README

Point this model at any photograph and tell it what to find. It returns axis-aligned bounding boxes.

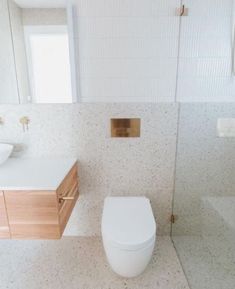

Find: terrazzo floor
[0,236,189,289]
[172,236,235,289]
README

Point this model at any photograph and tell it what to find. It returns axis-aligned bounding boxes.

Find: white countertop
[0,158,77,191]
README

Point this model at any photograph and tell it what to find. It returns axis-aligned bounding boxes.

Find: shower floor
[172,236,235,289]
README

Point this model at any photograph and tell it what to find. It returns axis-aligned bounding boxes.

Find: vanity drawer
[59,181,79,234]
[56,163,79,234]
[0,191,10,239]
[4,190,60,239]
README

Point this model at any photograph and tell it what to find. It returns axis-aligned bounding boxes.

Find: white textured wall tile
[79,58,177,78]
[183,0,232,17]
[77,0,153,17]
[2,0,234,103]
[79,76,177,103]
[173,104,235,236]
[76,16,176,40]
[80,78,155,100]
[151,0,180,16]
[179,37,199,58]
[73,0,180,103]
[180,16,231,39]
[177,78,235,102]
[177,0,234,102]
[76,17,151,39]
[198,38,231,58]
[77,38,179,59]
[178,58,231,78]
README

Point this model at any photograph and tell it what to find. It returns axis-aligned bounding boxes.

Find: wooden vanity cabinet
[3,163,78,239]
[0,191,10,238]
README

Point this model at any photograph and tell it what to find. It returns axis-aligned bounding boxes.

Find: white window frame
[66,4,79,103]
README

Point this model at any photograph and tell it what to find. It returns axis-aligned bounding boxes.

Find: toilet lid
[102,197,156,250]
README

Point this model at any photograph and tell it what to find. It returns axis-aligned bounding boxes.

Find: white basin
[0,144,13,165]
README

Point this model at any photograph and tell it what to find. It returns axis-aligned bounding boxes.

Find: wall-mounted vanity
[0,0,78,104]
[0,1,80,239]
[0,158,79,239]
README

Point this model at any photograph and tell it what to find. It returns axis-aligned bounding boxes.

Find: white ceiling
[14,0,66,8]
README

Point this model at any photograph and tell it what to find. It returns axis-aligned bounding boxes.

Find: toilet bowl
[101,197,156,278]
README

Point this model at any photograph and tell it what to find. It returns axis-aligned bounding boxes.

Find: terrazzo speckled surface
[0,236,189,289]
[172,104,235,289]
[0,103,178,236]
[173,104,235,236]
[172,236,235,289]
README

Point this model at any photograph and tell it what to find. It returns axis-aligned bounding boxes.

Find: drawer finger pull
[59,196,75,203]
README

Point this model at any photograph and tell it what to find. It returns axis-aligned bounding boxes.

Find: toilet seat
[102,197,156,251]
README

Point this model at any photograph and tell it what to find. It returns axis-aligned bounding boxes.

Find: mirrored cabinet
[0,0,77,104]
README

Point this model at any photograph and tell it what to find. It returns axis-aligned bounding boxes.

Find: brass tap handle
[19,116,30,132]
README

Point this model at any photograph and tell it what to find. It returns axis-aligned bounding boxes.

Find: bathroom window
[24,25,72,103]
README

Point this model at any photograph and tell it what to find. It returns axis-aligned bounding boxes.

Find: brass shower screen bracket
[177,5,188,16]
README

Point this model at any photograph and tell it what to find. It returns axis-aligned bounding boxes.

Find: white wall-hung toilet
[101,197,156,278]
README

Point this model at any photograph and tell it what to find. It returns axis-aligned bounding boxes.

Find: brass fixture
[19,116,30,132]
[111,118,141,138]
[180,4,185,16]
[59,196,75,203]
[177,4,188,16]
[170,214,178,224]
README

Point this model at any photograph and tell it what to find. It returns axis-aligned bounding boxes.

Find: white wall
[2,0,234,103]
[72,0,235,103]
[74,0,181,103]
[22,8,67,25]
[177,0,235,102]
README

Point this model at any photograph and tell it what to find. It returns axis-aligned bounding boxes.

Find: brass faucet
[19,116,30,132]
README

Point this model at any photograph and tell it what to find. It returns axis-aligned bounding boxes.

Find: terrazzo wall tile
[66,103,179,236]
[172,103,235,236]
[0,103,178,236]
[2,103,235,238]
[177,0,234,102]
